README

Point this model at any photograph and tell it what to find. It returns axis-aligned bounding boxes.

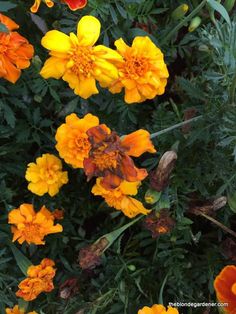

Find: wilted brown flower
[78,237,109,270]
[144,210,175,238]
[150,151,177,191]
[59,278,79,299]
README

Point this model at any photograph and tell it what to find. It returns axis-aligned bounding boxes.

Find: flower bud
[188,16,202,32]
[127,265,136,271]
[171,4,189,20]
[145,189,161,204]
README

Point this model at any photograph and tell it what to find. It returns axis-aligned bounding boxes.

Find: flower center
[93,145,118,171]
[70,46,94,77]
[40,165,60,184]
[124,55,149,79]
[22,223,42,241]
[232,283,236,295]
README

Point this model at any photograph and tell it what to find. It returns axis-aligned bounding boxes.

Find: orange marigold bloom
[109,36,169,104]
[214,265,236,314]
[0,14,34,83]
[16,258,56,301]
[30,0,87,13]
[138,304,179,314]
[8,203,63,245]
[84,125,156,189]
[92,178,150,218]
[55,113,99,168]
[5,305,37,314]
[25,153,68,196]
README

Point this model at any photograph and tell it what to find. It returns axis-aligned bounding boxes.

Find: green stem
[161,0,207,45]
[229,72,236,104]
[150,115,203,139]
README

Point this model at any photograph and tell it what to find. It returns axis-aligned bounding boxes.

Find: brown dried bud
[221,238,236,262]
[78,237,109,270]
[213,197,227,211]
[150,151,177,191]
[144,210,176,238]
[59,278,79,299]
[182,107,197,134]
[189,197,227,216]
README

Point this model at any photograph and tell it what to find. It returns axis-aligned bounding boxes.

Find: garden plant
[0,0,236,313]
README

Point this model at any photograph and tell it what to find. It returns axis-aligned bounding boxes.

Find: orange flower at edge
[84,124,156,189]
[8,203,63,245]
[55,113,99,168]
[0,14,34,83]
[214,265,236,314]
[30,0,87,13]
[92,178,150,218]
[5,305,37,314]
[16,258,56,301]
[138,304,179,314]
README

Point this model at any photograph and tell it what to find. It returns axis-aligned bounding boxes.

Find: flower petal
[77,16,101,46]
[64,0,87,10]
[41,30,72,52]
[40,56,67,79]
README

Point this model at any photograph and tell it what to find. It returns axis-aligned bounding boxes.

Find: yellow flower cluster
[138,304,179,314]
[6,305,37,314]
[40,15,169,104]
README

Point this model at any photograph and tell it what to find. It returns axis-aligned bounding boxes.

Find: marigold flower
[8,203,63,245]
[25,153,68,196]
[30,0,87,13]
[5,305,37,314]
[109,36,169,104]
[144,210,175,238]
[0,14,34,83]
[214,265,236,314]
[55,113,99,168]
[138,304,179,314]
[92,178,150,218]
[84,125,156,189]
[16,258,56,301]
[40,16,122,98]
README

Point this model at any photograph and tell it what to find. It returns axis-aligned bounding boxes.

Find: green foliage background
[0,0,236,313]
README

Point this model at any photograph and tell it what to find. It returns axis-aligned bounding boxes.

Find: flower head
[30,0,87,13]
[92,178,150,218]
[214,265,236,314]
[40,16,122,98]
[55,113,99,168]
[138,304,179,314]
[144,210,175,238]
[5,305,37,314]
[109,36,169,104]
[16,258,56,301]
[0,14,34,83]
[8,204,63,245]
[84,125,156,189]
[25,153,68,196]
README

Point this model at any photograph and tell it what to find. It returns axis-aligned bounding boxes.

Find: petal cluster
[55,113,99,168]
[0,14,34,83]
[25,153,68,196]
[138,304,179,314]
[30,0,87,13]
[214,265,236,314]
[8,203,63,245]
[16,258,56,301]
[84,124,156,189]
[109,36,169,104]
[40,16,122,98]
[92,178,150,218]
[5,305,37,314]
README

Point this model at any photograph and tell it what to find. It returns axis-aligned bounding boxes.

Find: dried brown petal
[59,278,79,299]
[144,209,175,238]
[150,151,177,191]
[182,107,197,134]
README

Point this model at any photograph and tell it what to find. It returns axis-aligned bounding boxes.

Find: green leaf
[8,242,32,276]
[207,0,231,24]
[0,1,17,11]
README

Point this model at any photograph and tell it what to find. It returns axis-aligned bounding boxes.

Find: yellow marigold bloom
[40,16,122,98]
[16,258,55,301]
[25,153,68,196]
[30,0,87,13]
[92,178,150,218]
[8,203,63,245]
[138,304,179,314]
[5,305,37,314]
[109,36,169,104]
[55,113,99,168]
